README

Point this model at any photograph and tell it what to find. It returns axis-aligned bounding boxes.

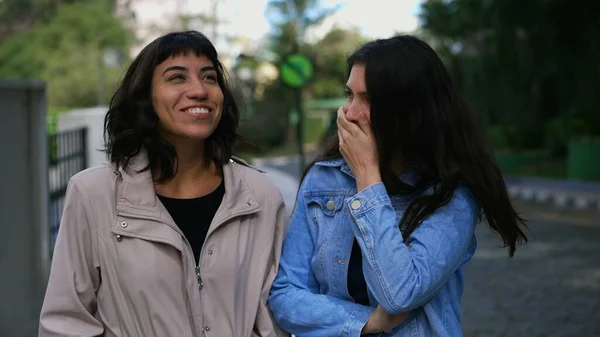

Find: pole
[294,88,305,172]
[291,40,305,173]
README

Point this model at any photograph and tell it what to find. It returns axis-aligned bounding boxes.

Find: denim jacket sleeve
[268,176,375,337]
[347,182,478,315]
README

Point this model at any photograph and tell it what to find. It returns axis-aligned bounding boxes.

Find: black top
[157,180,225,263]
[347,239,370,305]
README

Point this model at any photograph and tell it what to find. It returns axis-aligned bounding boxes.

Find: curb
[508,185,600,211]
[252,156,600,212]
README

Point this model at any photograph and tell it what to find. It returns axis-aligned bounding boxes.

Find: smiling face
[151,52,224,144]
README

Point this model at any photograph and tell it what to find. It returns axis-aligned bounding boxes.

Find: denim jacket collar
[314,157,420,187]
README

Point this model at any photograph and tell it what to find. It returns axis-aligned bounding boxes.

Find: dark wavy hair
[104,30,239,182]
[304,35,528,256]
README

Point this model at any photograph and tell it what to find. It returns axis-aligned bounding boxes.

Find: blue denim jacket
[268,158,479,337]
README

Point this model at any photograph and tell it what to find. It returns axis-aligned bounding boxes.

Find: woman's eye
[203,74,217,82]
[169,74,185,81]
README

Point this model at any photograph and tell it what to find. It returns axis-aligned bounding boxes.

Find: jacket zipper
[112,169,203,337]
[196,266,203,290]
[116,208,257,336]
[116,210,202,336]
[195,210,257,335]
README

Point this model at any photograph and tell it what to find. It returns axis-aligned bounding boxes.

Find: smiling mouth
[183,107,211,115]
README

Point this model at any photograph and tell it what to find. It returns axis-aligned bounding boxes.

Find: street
[463,203,600,336]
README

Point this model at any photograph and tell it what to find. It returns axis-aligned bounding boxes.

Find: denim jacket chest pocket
[305,192,349,242]
[304,192,352,291]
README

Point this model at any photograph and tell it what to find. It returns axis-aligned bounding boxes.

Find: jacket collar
[114,150,261,226]
[314,157,355,179]
[314,157,420,187]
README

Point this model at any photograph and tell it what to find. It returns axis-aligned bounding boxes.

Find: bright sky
[222,0,423,40]
[310,0,422,40]
[131,0,423,55]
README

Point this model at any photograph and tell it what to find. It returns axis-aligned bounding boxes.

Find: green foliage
[237,82,292,153]
[1,0,53,37]
[487,124,546,152]
[236,0,351,155]
[0,1,132,108]
[308,27,366,99]
[46,106,69,134]
[266,0,338,54]
[303,115,327,143]
[546,109,600,156]
[0,0,118,38]
[264,1,362,100]
[420,0,600,153]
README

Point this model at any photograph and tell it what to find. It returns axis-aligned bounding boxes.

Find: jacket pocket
[104,217,191,337]
[110,215,184,251]
[384,310,421,337]
[305,193,347,218]
[305,193,348,248]
[108,216,186,282]
[304,193,352,284]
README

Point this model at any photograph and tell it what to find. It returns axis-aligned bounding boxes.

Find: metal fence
[48,127,87,254]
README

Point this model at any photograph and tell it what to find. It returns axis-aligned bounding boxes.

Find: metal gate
[48,127,87,254]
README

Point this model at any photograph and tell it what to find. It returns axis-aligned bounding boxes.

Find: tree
[0,1,133,109]
[420,0,600,152]
[308,26,366,98]
[0,0,118,38]
[237,0,340,154]
[266,0,338,55]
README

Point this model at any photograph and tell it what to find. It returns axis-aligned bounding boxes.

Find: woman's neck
[154,138,223,199]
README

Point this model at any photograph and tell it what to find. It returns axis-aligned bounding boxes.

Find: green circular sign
[279,53,314,88]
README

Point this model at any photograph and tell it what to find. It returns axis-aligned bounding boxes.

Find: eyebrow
[345,85,368,96]
[162,65,217,75]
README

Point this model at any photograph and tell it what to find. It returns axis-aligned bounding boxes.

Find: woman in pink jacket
[39,31,289,337]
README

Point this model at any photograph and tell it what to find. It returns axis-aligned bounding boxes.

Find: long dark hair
[304,35,528,257]
[104,30,239,182]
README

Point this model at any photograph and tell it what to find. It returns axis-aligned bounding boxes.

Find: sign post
[279,53,314,172]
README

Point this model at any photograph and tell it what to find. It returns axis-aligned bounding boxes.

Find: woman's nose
[187,79,208,99]
[345,109,361,122]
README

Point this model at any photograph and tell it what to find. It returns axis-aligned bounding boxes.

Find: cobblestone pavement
[462,203,600,337]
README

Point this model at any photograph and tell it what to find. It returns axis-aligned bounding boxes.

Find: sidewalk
[253,155,600,212]
[506,175,600,211]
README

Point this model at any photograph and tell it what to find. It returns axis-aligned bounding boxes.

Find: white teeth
[185,107,210,114]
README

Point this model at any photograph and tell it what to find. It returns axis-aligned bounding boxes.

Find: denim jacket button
[326,200,335,211]
[351,200,362,210]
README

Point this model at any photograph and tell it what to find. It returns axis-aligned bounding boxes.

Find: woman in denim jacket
[268,35,528,337]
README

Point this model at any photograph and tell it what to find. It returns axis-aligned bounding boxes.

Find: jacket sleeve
[39,177,103,337]
[253,197,291,337]
[268,172,375,337]
[347,182,478,315]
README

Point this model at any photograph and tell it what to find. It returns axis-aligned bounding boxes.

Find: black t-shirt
[347,239,370,305]
[157,180,225,263]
